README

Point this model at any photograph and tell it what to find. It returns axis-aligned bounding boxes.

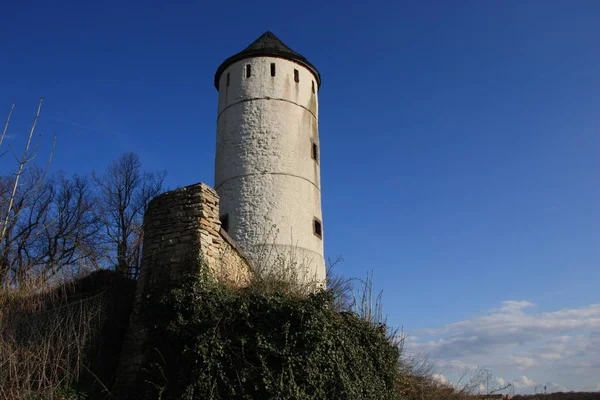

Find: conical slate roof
[214,31,321,90]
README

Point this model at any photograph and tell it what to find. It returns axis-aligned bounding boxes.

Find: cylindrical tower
[214,31,325,283]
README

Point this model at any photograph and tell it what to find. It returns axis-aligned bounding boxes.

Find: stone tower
[214,31,325,283]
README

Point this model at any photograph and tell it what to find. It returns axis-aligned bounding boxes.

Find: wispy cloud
[406,301,600,393]
[49,116,126,138]
[512,375,535,389]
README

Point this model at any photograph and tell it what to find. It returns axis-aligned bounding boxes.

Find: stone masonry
[113,182,252,398]
[137,182,251,290]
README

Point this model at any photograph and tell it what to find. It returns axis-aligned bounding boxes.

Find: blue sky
[1,0,599,393]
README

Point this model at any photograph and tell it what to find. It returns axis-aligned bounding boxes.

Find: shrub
[0,269,135,400]
[134,267,402,400]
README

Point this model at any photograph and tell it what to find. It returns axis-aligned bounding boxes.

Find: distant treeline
[513,392,600,400]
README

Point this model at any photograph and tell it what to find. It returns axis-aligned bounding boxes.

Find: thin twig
[1,98,43,243]
[0,102,15,151]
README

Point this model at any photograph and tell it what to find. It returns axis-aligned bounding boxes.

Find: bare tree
[0,169,101,286]
[0,100,104,287]
[37,173,102,280]
[93,152,165,279]
[1,105,165,285]
[0,99,53,243]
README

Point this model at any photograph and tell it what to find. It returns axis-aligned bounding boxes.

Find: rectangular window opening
[313,218,322,239]
[294,69,299,83]
[246,64,252,78]
[220,214,229,233]
[271,63,276,77]
[226,73,230,87]
[312,80,315,93]
[311,143,319,162]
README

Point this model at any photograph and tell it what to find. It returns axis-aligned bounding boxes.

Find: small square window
[246,64,252,78]
[220,214,229,232]
[294,69,299,83]
[311,143,319,163]
[313,218,322,239]
[271,63,276,77]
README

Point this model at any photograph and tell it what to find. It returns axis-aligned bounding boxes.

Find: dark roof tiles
[214,31,320,90]
[241,31,303,57]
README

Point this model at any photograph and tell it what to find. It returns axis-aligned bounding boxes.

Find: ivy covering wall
[133,268,402,400]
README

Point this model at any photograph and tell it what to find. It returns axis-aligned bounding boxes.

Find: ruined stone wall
[136,182,251,289]
[113,182,252,398]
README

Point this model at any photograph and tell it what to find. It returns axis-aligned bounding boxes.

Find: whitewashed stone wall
[215,56,325,283]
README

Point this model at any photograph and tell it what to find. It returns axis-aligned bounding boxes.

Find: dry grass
[0,279,107,400]
[246,223,325,297]
[393,350,515,400]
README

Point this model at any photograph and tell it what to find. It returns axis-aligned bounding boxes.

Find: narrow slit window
[271,63,276,77]
[313,218,322,239]
[226,73,230,87]
[294,69,299,83]
[311,143,319,162]
[311,80,315,93]
[220,214,229,233]
[246,64,251,78]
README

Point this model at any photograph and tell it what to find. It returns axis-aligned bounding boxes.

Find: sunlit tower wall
[214,31,325,284]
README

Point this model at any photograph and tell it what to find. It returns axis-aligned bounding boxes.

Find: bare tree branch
[93,152,165,279]
[0,102,15,152]
[1,98,43,243]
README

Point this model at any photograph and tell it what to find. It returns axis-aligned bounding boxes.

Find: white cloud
[512,375,535,389]
[495,301,534,313]
[432,373,449,385]
[538,352,561,360]
[405,301,600,393]
[549,382,569,392]
[510,356,537,369]
[496,377,506,386]
[436,359,476,371]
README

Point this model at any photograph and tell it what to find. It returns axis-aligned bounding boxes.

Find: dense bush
[134,269,402,400]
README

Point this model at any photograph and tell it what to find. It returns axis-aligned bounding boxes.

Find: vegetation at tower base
[132,264,401,400]
[4,268,596,400]
[0,269,136,400]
